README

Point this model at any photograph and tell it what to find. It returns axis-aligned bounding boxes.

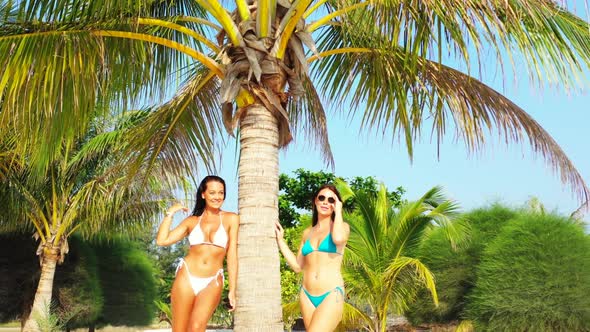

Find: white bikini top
[187,212,228,249]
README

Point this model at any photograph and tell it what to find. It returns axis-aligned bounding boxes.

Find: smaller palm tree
[0,113,174,332]
[338,180,468,332]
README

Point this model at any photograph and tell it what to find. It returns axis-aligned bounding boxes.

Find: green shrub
[406,204,518,324]
[466,213,590,332]
[53,235,103,329]
[92,238,157,327]
[0,233,38,323]
[405,227,473,324]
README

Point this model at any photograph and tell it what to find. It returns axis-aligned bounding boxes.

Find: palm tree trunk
[233,104,283,331]
[373,318,380,332]
[380,306,388,332]
[22,247,59,332]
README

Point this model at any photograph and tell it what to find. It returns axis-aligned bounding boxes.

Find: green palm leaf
[0,1,220,178]
[124,64,222,182]
[342,181,468,331]
[312,24,589,202]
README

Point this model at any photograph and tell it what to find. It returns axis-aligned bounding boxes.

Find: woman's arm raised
[331,198,349,246]
[156,202,190,246]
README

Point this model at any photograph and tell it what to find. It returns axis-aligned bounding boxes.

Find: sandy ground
[0,329,232,332]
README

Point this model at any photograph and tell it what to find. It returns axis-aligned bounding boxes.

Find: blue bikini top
[302,233,341,256]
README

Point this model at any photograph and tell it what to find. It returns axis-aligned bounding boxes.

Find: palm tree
[339,181,468,332]
[2,1,590,330]
[0,113,174,331]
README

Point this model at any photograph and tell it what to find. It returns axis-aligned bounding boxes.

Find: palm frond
[0,109,175,241]
[343,183,466,322]
[334,178,354,202]
[347,201,381,261]
[0,31,182,172]
[389,187,464,259]
[343,258,378,297]
[339,302,373,332]
[124,65,222,183]
[67,128,125,176]
[383,256,438,307]
[418,185,446,208]
[150,0,209,20]
[0,0,224,176]
[374,183,390,235]
[70,154,174,238]
[324,0,590,87]
[312,25,590,203]
[287,74,334,168]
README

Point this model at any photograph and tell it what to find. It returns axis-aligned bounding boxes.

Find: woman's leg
[170,264,195,332]
[187,272,224,332]
[306,289,345,332]
[299,289,317,329]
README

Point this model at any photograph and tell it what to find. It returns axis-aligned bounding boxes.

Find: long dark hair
[311,184,342,226]
[191,175,226,216]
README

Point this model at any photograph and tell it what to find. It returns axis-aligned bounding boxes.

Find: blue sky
[191,2,590,223]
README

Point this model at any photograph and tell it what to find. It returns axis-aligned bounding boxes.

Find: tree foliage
[340,180,468,332]
[465,213,590,332]
[91,238,158,328]
[0,233,158,329]
[279,169,405,227]
[406,204,518,325]
[0,233,38,323]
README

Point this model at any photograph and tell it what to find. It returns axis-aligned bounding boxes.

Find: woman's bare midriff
[302,252,344,294]
[183,245,226,277]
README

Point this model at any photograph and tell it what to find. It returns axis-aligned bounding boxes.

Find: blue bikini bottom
[301,286,345,307]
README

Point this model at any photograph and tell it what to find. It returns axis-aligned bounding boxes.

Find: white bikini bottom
[175,258,224,295]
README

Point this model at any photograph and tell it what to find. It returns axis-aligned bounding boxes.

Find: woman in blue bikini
[156,175,239,332]
[275,184,350,331]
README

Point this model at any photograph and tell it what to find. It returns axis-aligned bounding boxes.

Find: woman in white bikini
[156,175,239,332]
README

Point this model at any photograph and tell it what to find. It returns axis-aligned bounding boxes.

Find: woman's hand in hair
[166,201,189,216]
[333,197,343,215]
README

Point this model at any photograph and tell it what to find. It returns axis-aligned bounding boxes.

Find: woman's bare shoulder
[222,211,240,223]
[301,226,313,237]
[180,215,198,226]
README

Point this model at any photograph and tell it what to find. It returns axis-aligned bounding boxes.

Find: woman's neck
[204,207,221,216]
[316,217,332,229]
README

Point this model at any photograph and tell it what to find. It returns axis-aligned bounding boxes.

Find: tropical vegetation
[279,168,405,227]
[407,204,519,324]
[0,233,158,331]
[0,113,173,331]
[3,1,590,330]
[406,203,590,332]
[338,181,468,332]
[466,212,590,331]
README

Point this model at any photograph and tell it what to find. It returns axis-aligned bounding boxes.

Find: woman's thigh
[188,273,224,331]
[171,266,195,332]
[306,289,345,332]
[299,289,316,328]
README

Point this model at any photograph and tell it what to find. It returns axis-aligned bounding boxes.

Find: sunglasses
[317,195,336,204]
